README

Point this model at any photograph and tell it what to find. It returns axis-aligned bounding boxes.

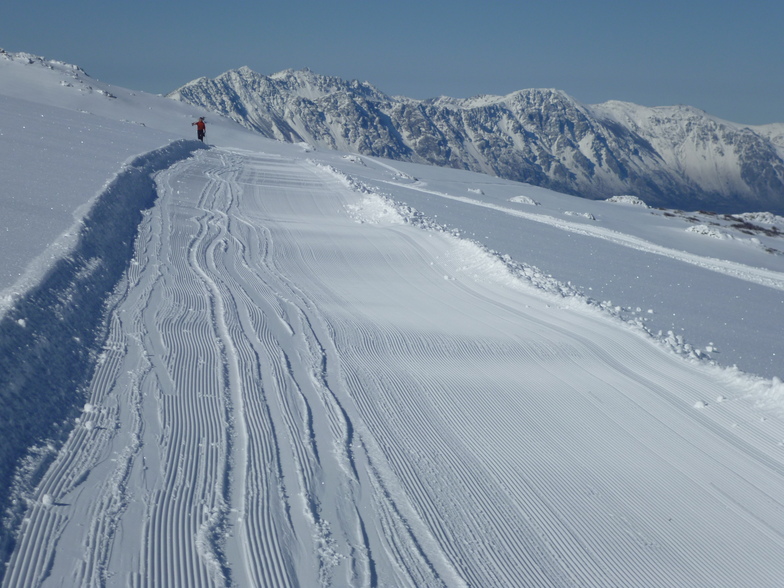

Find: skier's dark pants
[197,129,205,142]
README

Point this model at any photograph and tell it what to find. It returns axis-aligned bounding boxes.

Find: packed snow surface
[3,51,784,586]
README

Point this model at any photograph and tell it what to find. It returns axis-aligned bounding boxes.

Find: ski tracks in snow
[4,149,455,587]
[8,148,784,587]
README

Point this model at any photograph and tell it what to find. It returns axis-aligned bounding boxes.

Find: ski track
[7,148,784,586]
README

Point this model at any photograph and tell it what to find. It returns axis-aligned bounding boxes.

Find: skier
[192,117,206,142]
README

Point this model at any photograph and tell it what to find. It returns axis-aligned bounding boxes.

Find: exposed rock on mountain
[169,67,784,213]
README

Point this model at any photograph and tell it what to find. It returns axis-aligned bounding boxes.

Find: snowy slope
[2,51,784,586]
[0,49,258,306]
[0,50,280,566]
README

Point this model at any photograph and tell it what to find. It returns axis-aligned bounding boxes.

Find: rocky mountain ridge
[169,67,784,213]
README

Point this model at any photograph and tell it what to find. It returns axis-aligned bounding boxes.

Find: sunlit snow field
[2,51,784,587]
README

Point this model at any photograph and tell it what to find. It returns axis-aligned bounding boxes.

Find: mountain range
[169,67,784,214]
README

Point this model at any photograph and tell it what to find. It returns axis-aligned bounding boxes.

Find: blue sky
[3,0,783,124]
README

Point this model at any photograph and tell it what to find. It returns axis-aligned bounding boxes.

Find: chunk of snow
[605,195,648,207]
[564,210,595,220]
[687,224,730,239]
[510,195,539,206]
[342,154,365,165]
[737,212,784,226]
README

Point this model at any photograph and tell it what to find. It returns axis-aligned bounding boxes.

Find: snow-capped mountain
[169,67,784,214]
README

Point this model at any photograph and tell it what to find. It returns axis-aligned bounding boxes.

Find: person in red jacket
[192,117,206,142]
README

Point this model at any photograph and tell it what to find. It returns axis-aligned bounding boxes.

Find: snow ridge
[330,162,784,385]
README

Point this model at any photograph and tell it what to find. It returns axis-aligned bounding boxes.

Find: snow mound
[605,195,648,207]
[737,212,784,226]
[564,211,596,220]
[347,195,407,226]
[510,195,540,206]
[686,224,731,239]
[0,49,84,75]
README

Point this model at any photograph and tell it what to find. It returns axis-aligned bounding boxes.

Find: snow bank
[332,162,784,403]
[0,140,207,561]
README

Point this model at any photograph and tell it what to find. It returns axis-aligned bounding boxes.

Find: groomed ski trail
[7,148,784,587]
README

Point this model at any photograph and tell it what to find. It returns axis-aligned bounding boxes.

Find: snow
[591,100,760,197]
[687,224,731,239]
[604,195,649,207]
[509,194,540,206]
[2,50,784,586]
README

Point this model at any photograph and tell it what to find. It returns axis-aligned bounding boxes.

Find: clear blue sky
[3,0,783,124]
